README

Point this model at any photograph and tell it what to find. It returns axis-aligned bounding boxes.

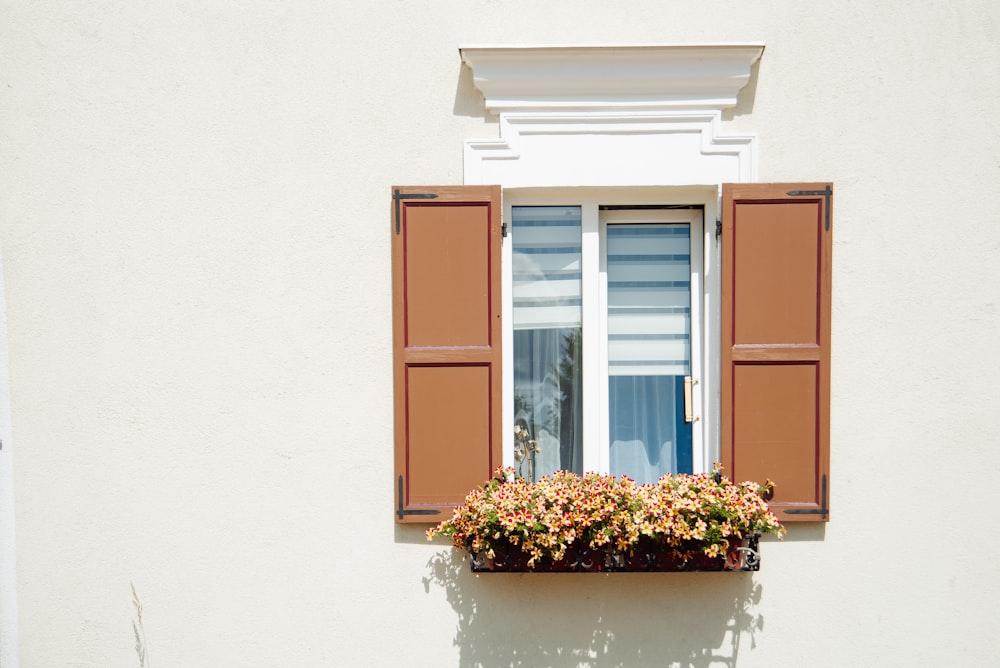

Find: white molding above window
[459,44,764,113]
[460,44,764,187]
[459,45,766,474]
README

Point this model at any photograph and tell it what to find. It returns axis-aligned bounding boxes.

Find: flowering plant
[426,464,783,570]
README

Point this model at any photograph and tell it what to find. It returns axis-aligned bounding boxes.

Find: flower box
[469,534,762,573]
[427,466,781,573]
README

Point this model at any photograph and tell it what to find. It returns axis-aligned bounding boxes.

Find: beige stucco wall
[1,1,998,666]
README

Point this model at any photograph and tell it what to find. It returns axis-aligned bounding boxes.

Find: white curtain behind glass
[607,224,692,482]
[511,206,583,480]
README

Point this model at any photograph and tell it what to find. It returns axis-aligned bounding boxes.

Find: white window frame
[502,187,717,475]
[598,206,705,475]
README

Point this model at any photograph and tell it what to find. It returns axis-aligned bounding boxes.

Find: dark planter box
[470,534,761,573]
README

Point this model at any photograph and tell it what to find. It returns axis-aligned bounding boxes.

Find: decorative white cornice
[464,110,757,187]
[459,44,764,113]
[461,44,764,187]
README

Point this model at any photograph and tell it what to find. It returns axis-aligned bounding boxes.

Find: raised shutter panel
[392,186,502,523]
[721,183,832,522]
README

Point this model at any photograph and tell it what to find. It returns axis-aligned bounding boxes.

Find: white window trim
[460,44,762,475]
[504,188,715,475]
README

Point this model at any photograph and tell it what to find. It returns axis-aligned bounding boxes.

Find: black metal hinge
[786,185,833,231]
[502,222,508,238]
[393,189,439,235]
[715,219,722,241]
[396,475,440,520]
[784,474,829,519]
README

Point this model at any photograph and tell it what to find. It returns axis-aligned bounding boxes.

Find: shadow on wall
[423,550,764,668]
[454,62,492,119]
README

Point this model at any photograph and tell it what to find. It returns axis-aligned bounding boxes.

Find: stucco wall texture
[1,1,998,666]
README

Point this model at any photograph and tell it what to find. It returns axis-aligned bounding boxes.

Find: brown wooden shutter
[721,183,832,522]
[391,186,502,522]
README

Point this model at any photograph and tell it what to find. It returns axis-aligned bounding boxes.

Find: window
[393,42,829,525]
[508,202,704,484]
[392,184,832,524]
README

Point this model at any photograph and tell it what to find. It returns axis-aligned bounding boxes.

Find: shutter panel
[721,183,832,522]
[392,186,502,522]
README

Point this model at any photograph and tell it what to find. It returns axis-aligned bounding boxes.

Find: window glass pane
[511,206,583,480]
[607,224,692,482]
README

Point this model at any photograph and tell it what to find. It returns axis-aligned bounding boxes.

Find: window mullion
[689,212,705,474]
[580,201,606,474]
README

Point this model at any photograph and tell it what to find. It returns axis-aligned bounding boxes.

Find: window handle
[683,376,699,423]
